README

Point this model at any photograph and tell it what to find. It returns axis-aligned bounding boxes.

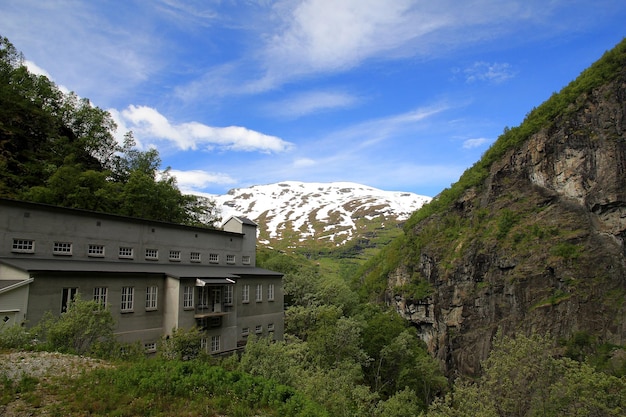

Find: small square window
[191,252,201,262]
[208,253,219,263]
[53,241,72,255]
[88,244,105,257]
[226,254,235,264]
[268,323,275,332]
[144,342,157,353]
[119,247,134,259]
[169,250,181,261]
[12,239,34,253]
[145,248,158,260]
[242,255,251,265]
[241,327,250,337]
[255,325,263,334]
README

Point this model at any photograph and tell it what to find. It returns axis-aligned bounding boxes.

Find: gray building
[0,198,283,354]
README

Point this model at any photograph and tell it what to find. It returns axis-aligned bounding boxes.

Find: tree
[34,295,115,355]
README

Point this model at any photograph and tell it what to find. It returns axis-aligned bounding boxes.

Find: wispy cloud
[268,90,359,118]
[168,169,236,194]
[463,137,491,149]
[112,105,294,153]
[463,62,516,84]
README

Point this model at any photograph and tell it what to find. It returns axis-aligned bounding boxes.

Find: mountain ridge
[212,181,431,249]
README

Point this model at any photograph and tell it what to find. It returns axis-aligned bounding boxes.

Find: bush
[0,322,33,350]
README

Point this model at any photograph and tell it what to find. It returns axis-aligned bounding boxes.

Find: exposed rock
[389,42,626,376]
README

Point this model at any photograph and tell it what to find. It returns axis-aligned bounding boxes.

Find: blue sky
[1,1,625,197]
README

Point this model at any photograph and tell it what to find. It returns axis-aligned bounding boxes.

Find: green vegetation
[429,333,626,417]
[0,36,219,227]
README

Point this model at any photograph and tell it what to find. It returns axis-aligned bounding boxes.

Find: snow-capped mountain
[213,181,431,248]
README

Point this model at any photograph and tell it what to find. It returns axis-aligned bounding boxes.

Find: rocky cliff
[376,39,626,376]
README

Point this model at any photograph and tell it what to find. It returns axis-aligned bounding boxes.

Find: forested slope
[357,37,626,376]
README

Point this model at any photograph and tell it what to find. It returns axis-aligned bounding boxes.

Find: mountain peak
[214,181,431,248]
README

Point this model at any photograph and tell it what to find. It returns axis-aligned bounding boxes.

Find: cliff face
[390,45,626,376]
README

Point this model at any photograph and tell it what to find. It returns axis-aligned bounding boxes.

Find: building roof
[0,278,34,294]
[0,258,283,280]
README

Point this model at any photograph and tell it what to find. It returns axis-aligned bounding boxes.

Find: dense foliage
[0,36,219,227]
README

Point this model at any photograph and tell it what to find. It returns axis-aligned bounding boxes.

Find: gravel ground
[0,350,110,381]
[0,351,112,417]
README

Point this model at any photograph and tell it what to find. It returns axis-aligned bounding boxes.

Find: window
[61,287,77,313]
[145,248,158,260]
[198,286,209,308]
[241,327,250,337]
[226,254,235,264]
[242,255,251,265]
[267,284,275,301]
[268,323,275,332]
[169,250,181,261]
[224,285,233,305]
[255,325,263,334]
[208,253,219,263]
[121,286,134,312]
[201,337,208,352]
[12,239,34,253]
[93,287,108,307]
[144,342,157,353]
[183,286,194,309]
[190,252,201,262]
[53,241,72,255]
[256,284,263,302]
[88,244,105,257]
[242,285,249,303]
[145,286,158,310]
[119,246,133,259]
[210,335,221,353]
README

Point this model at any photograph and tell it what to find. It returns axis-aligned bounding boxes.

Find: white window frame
[242,255,251,265]
[242,284,249,303]
[93,287,108,307]
[169,250,181,261]
[190,252,201,262]
[119,246,134,259]
[224,285,233,306]
[88,244,105,257]
[144,342,157,353]
[241,327,250,337]
[256,284,263,302]
[121,286,134,312]
[210,335,221,353]
[255,325,263,334]
[145,286,158,311]
[183,286,194,309]
[268,284,275,301]
[226,254,235,264]
[12,239,35,253]
[268,323,275,332]
[208,253,219,264]
[53,241,72,255]
[145,248,158,260]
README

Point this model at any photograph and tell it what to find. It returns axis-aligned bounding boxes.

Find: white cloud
[269,90,359,118]
[293,158,316,168]
[464,62,515,84]
[116,105,294,153]
[463,137,490,149]
[168,169,236,193]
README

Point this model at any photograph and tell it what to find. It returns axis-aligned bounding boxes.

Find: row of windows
[241,323,275,337]
[241,283,275,303]
[11,238,250,264]
[182,284,275,308]
[62,286,159,313]
[146,335,224,354]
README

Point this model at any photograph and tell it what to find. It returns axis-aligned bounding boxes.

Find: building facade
[0,198,283,354]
